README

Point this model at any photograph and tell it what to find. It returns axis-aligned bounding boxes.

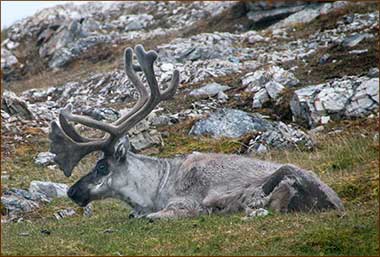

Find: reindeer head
[49,45,179,206]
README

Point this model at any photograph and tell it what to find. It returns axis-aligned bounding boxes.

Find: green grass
[1,201,377,256]
[1,118,379,256]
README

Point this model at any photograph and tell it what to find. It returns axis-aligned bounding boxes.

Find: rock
[256,144,268,154]
[129,131,163,152]
[368,67,379,78]
[217,91,229,102]
[265,81,285,99]
[247,5,306,23]
[83,204,93,217]
[1,188,48,218]
[189,108,313,151]
[48,35,114,68]
[349,49,368,55]
[29,181,69,199]
[247,208,269,217]
[34,152,56,167]
[244,65,299,93]
[243,65,297,108]
[150,115,172,126]
[319,53,331,64]
[269,1,348,30]
[1,90,34,120]
[189,82,231,97]
[124,14,153,31]
[291,76,379,128]
[342,33,371,48]
[252,88,270,108]
[1,48,18,69]
[248,121,313,152]
[345,78,379,117]
[189,108,273,138]
[54,208,76,220]
[82,107,120,121]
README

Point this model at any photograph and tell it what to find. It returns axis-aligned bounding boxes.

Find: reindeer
[49,45,344,219]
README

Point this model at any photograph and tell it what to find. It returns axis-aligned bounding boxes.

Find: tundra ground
[1,118,378,256]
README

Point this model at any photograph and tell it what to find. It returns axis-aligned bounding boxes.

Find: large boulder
[189,108,273,138]
[291,76,379,128]
[189,108,313,151]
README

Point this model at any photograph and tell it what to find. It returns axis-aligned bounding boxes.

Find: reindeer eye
[96,162,109,176]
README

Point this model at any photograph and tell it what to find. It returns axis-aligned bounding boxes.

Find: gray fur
[67,139,344,219]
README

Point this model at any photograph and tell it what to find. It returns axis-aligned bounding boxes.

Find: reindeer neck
[115,152,175,212]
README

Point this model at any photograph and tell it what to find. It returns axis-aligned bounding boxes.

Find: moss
[155,133,243,158]
[292,210,379,256]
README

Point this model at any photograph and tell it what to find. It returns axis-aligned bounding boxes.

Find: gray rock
[35,152,56,167]
[189,108,273,138]
[217,91,229,102]
[1,188,48,218]
[291,76,379,127]
[48,35,114,68]
[252,88,270,108]
[243,65,297,108]
[265,81,285,99]
[247,5,306,23]
[345,78,379,117]
[129,131,163,151]
[249,121,313,151]
[189,82,231,97]
[54,208,76,220]
[1,48,18,69]
[368,67,379,78]
[189,109,313,151]
[342,33,371,48]
[269,1,348,30]
[247,208,269,217]
[124,14,153,31]
[29,181,69,199]
[319,53,331,64]
[243,65,299,93]
[82,107,120,121]
[83,204,93,217]
[1,90,34,120]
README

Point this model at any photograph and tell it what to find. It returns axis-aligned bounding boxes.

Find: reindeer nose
[67,187,77,198]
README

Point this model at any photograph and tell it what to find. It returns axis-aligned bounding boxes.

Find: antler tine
[59,112,93,143]
[161,69,180,100]
[60,104,119,135]
[113,47,150,126]
[115,45,180,135]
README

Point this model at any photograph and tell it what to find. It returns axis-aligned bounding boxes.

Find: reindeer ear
[113,136,130,162]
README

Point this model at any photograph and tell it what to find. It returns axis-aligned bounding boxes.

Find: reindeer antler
[49,45,179,177]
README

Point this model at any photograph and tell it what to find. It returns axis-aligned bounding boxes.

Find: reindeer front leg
[146,198,201,220]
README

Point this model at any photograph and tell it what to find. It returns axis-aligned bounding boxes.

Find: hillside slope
[1,1,379,255]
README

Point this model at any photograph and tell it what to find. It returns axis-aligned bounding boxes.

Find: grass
[1,118,379,255]
[1,203,378,256]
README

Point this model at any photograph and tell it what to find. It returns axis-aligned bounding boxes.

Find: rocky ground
[1,1,379,255]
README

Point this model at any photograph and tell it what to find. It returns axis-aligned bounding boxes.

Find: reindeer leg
[146,198,201,220]
[261,164,344,213]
